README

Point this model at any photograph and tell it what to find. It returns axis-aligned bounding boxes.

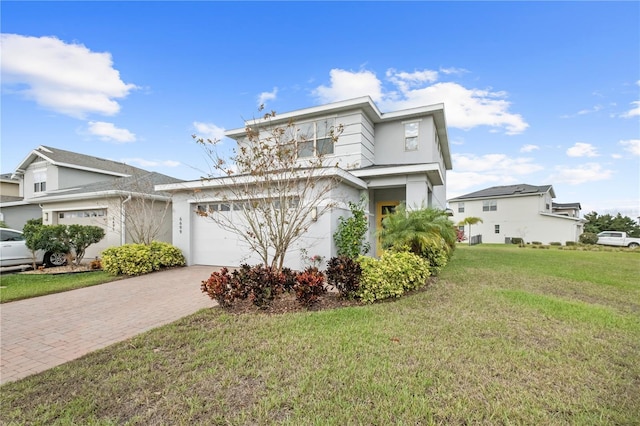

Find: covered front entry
[376,200,400,254]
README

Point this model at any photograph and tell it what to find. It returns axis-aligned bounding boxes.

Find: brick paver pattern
[0,265,217,385]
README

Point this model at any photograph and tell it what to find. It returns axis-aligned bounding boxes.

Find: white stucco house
[0,145,180,260]
[157,96,452,270]
[448,184,585,245]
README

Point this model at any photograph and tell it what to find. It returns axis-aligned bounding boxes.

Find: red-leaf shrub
[326,256,362,299]
[294,267,327,307]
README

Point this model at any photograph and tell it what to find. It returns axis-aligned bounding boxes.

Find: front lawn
[0,271,123,303]
[1,245,639,424]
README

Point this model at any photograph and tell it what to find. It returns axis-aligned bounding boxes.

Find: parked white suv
[0,228,67,268]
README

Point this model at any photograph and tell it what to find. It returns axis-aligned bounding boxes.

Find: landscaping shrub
[102,242,185,276]
[333,198,370,258]
[149,241,186,270]
[566,241,577,246]
[326,256,362,299]
[550,242,561,246]
[280,267,298,292]
[510,237,524,245]
[293,267,326,307]
[102,244,153,276]
[234,264,284,309]
[579,232,599,245]
[201,267,236,308]
[532,241,542,245]
[357,251,431,303]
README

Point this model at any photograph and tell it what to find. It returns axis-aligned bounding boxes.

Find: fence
[470,234,482,246]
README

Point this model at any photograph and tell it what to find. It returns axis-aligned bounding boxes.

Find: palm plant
[379,204,457,258]
[458,216,483,245]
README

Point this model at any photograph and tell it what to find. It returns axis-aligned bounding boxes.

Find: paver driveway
[0,265,217,385]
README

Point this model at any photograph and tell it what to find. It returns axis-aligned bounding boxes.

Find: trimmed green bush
[510,237,524,245]
[102,242,185,276]
[356,252,431,303]
[550,242,561,246]
[579,232,599,245]
[566,241,577,246]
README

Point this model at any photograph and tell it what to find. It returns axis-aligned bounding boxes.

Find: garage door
[190,206,262,267]
[57,209,111,260]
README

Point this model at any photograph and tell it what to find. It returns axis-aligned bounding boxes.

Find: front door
[376,201,399,255]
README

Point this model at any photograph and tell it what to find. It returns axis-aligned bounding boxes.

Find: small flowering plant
[308,254,325,269]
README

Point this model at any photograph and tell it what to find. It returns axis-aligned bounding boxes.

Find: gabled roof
[29,171,184,203]
[449,184,555,201]
[13,145,149,178]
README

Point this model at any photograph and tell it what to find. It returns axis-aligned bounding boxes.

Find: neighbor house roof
[13,145,149,178]
[449,184,555,201]
[552,202,582,210]
[29,171,184,203]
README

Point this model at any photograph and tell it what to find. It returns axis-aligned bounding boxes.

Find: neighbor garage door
[57,209,111,259]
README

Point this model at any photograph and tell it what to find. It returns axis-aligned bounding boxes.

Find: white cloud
[87,121,136,143]
[549,163,613,185]
[566,142,598,157]
[313,68,528,135]
[447,153,544,196]
[620,139,640,156]
[620,100,640,118]
[313,69,383,104]
[561,105,602,118]
[120,158,181,168]
[257,87,278,107]
[439,67,469,75]
[192,122,226,141]
[520,144,540,153]
[1,34,137,118]
[611,153,623,159]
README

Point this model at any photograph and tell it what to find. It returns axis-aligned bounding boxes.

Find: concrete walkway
[0,265,217,385]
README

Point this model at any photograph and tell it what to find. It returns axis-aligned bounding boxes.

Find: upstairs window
[297,119,335,158]
[458,202,465,213]
[33,169,47,193]
[483,200,497,212]
[495,225,500,234]
[404,122,419,151]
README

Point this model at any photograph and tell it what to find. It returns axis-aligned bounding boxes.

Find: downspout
[121,194,132,245]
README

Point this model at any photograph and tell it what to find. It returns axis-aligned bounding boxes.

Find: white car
[0,228,67,268]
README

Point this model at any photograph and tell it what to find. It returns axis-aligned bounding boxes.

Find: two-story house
[448,184,584,245]
[0,146,181,260]
[157,96,452,270]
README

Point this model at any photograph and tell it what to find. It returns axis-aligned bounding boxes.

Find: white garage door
[57,209,111,259]
[190,205,262,267]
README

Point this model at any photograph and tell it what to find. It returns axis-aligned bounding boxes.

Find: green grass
[1,245,639,424]
[0,271,123,303]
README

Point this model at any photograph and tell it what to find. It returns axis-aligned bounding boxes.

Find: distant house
[158,96,453,270]
[0,146,181,259]
[448,184,585,245]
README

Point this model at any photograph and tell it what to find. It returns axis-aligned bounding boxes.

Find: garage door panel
[191,213,262,267]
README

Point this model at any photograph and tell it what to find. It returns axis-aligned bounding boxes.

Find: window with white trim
[495,225,500,234]
[483,200,497,211]
[458,202,465,213]
[33,169,47,193]
[404,122,419,151]
[297,119,335,158]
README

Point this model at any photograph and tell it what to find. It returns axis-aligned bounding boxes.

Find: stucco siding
[374,116,435,165]
[0,204,42,230]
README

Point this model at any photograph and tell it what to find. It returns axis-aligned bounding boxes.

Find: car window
[0,230,25,242]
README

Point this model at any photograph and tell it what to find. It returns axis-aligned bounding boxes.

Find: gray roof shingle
[450,184,554,201]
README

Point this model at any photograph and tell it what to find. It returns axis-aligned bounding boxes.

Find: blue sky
[2,1,639,217]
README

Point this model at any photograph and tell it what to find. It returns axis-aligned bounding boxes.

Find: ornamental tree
[193,108,344,271]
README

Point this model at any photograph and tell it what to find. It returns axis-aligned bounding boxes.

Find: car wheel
[628,242,639,249]
[45,252,67,267]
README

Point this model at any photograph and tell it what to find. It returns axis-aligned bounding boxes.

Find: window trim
[483,200,498,212]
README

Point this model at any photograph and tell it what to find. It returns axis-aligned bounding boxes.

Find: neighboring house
[158,96,452,270]
[0,146,181,259]
[448,184,585,245]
